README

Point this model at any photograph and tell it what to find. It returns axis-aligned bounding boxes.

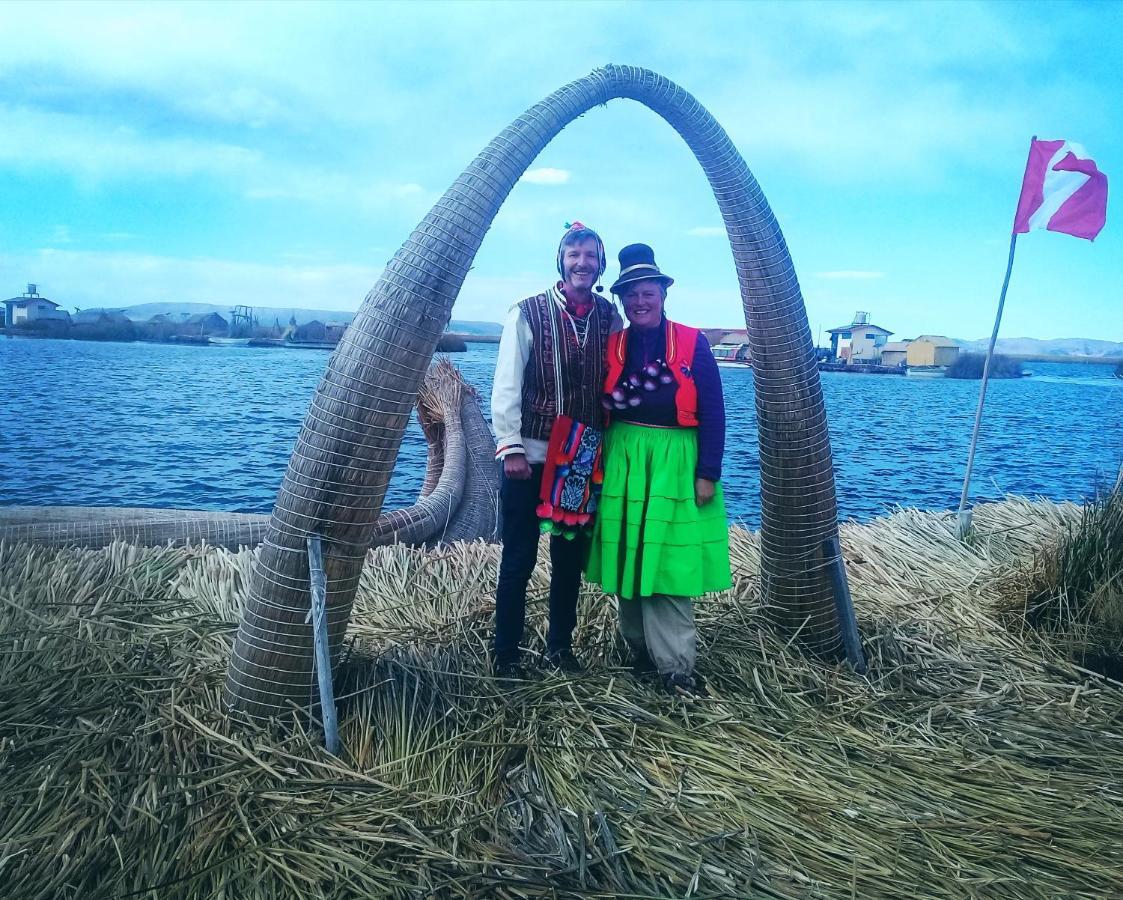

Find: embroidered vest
[520,290,616,441]
[605,320,700,426]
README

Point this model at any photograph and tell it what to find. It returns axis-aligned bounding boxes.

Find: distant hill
[953,337,1123,358]
[113,302,501,335]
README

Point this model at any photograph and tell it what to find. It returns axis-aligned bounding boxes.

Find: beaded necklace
[604,324,675,411]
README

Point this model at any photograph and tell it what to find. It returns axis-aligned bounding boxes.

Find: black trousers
[494,463,588,664]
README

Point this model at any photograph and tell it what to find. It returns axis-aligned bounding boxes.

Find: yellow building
[906,335,959,367]
[879,342,911,367]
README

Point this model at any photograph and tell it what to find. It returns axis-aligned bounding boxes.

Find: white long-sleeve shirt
[491,294,550,463]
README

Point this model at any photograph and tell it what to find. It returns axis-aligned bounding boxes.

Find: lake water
[2,336,1121,527]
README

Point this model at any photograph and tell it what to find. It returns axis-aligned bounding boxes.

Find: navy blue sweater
[609,320,726,481]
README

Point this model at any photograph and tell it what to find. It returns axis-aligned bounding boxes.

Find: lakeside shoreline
[0,328,502,351]
[3,327,1118,363]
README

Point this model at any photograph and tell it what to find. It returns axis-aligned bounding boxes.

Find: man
[491,222,621,676]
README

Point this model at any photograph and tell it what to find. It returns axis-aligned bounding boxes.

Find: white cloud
[0,6,348,130]
[815,271,886,280]
[0,1,1103,189]
[245,182,428,207]
[687,226,725,237]
[244,173,434,215]
[0,2,1091,196]
[179,86,290,129]
[521,168,571,186]
[0,104,260,180]
[0,3,587,134]
[0,103,432,216]
[653,4,1073,184]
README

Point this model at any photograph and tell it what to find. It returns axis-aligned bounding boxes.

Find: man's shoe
[494,660,529,681]
[543,648,584,674]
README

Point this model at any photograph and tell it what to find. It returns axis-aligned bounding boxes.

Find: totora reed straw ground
[2,497,1122,898]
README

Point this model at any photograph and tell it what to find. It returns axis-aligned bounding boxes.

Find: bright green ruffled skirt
[585,421,732,600]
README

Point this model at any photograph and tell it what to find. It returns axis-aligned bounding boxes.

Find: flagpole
[954,134,1041,539]
[955,230,1019,538]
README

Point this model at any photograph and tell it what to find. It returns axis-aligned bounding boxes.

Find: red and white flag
[1013,139,1108,241]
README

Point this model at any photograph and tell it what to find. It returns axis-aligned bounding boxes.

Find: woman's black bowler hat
[609,243,675,295]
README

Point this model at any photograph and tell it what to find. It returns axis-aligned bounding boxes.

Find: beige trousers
[616,595,697,676]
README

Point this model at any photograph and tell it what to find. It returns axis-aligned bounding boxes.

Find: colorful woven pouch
[535,414,604,540]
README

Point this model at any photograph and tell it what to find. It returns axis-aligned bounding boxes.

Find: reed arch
[226,65,848,721]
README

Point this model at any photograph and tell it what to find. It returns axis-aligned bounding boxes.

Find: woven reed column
[225,64,844,721]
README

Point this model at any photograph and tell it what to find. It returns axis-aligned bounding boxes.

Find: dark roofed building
[293,320,327,342]
[72,308,131,325]
[183,312,229,335]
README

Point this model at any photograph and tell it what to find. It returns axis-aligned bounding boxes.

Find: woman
[586,243,732,696]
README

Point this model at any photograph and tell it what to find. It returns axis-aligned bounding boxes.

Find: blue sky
[1,0,1120,341]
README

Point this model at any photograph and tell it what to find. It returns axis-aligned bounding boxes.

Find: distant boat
[208,337,251,347]
[906,366,946,378]
[820,361,906,376]
[244,336,337,350]
[712,341,751,368]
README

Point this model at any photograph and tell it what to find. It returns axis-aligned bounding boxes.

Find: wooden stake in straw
[306,533,340,755]
[822,536,866,674]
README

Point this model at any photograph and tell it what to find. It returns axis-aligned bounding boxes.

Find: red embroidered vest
[604,320,700,426]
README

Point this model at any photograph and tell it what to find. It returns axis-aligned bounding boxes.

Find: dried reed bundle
[999,476,1123,678]
[2,498,1121,898]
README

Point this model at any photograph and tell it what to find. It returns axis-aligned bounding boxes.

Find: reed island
[2,65,1120,899]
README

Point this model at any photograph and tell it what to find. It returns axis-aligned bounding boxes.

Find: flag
[1013,139,1108,241]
